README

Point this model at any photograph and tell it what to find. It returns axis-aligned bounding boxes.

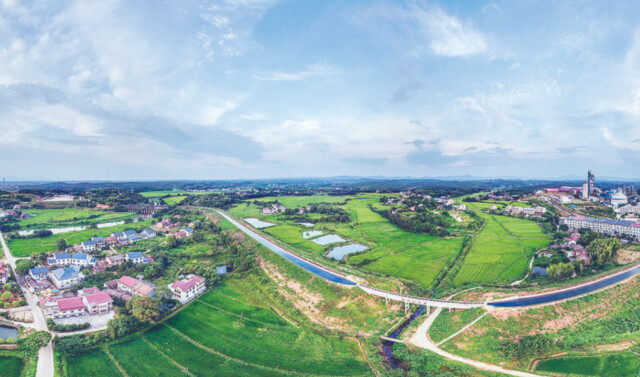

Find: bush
[47,318,90,332]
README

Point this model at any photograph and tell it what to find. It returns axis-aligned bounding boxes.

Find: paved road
[0,232,53,377]
[408,307,545,377]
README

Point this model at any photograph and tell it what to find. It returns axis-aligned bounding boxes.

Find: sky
[1,0,640,181]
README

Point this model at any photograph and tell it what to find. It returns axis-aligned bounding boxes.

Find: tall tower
[587,170,595,196]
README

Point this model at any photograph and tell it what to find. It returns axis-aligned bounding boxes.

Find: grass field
[429,307,486,344]
[162,196,187,205]
[230,194,462,289]
[535,353,639,376]
[0,355,26,377]
[453,213,549,285]
[8,220,152,257]
[17,208,136,230]
[64,279,371,377]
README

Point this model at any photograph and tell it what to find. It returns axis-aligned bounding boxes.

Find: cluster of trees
[84,189,148,208]
[588,237,621,266]
[546,261,583,280]
[381,209,451,237]
[18,331,51,352]
[47,318,90,332]
[503,334,556,360]
[183,193,243,210]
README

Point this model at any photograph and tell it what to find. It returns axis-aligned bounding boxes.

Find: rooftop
[57,297,85,311]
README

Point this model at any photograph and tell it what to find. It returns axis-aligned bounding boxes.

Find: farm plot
[453,213,549,285]
[65,348,123,377]
[65,280,370,377]
[18,208,136,230]
[8,220,152,257]
[0,355,26,377]
[535,353,639,376]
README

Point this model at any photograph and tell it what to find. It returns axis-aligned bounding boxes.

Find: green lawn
[0,355,26,377]
[536,353,640,377]
[162,196,187,205]
[8,220,152,256]
[64,280,371,377]
[453,213,549,285]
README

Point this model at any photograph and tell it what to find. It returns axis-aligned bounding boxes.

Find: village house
[153,218,175,231]
[177,228,194,239]
[105,254,126,266]
[82,292,113,315]
[42,296,86,319]
[109,276,156,298]
[48,252,72,266]
[105,236,118,246]
[81,240,96,252]
[49,267,84,290]
[169,275,206,304]
[140,229,156,240]
[126,252,149,264]
[29,266,49,281]
[71,253,95,267]
[77,287,100,296]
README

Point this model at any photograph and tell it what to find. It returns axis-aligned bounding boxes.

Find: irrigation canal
[218,210,640,308]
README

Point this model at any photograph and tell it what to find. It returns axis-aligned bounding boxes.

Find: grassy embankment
[439,274,640,376]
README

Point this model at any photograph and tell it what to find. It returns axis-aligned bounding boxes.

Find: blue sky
[1,0,639,180]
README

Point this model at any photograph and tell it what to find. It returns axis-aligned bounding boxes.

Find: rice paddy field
[0,355,26,377]
[535,353,639,376]
[229,194,465,288]
[62,280,371,377]
[17,208,137,230]
[453,213,549,285]
[7,219,153,257]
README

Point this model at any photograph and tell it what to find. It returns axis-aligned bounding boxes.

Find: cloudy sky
[1,0,639,180]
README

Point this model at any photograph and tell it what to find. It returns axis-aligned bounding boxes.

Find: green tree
[15,260,35,276]
[166,235,177,248]
[588,237,621,266]
[19,331,51,352]
[2,283,12,291]
[578,231,599,247]
[57,239,67,250]
[128,296,162,323]
[155,285,173,303]
[1,291,11,301]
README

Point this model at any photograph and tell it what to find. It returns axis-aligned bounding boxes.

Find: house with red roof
[82,292,113,315]
[42,296,86,319]
[169,275,206,304]
[115,276,156,298]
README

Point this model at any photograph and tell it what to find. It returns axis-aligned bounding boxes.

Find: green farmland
[8,220,152,257]
[17,208,136,230]
[0,355,26,377]
[453,213,549,285]
[535,353,639,376]
[63,280,371,377]
[230,194,464,289]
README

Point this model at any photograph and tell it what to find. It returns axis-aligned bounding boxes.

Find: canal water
[382,305,425,368]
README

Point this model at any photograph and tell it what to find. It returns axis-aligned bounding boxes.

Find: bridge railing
[359,285,484,306]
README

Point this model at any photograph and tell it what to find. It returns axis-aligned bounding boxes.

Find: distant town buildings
[560,216,640,240]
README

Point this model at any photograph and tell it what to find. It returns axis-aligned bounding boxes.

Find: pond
[299,222,315,227]
[302,230,323,239]
[244,218,275,229]
[532,266,547,277]
[326,244,368,260]
[312,234,346,245]
[0,325,18,340]
[97,220,125,228]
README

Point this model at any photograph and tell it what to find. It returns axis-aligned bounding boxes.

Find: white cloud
[253,63,339,81]
[419,6,487,57]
